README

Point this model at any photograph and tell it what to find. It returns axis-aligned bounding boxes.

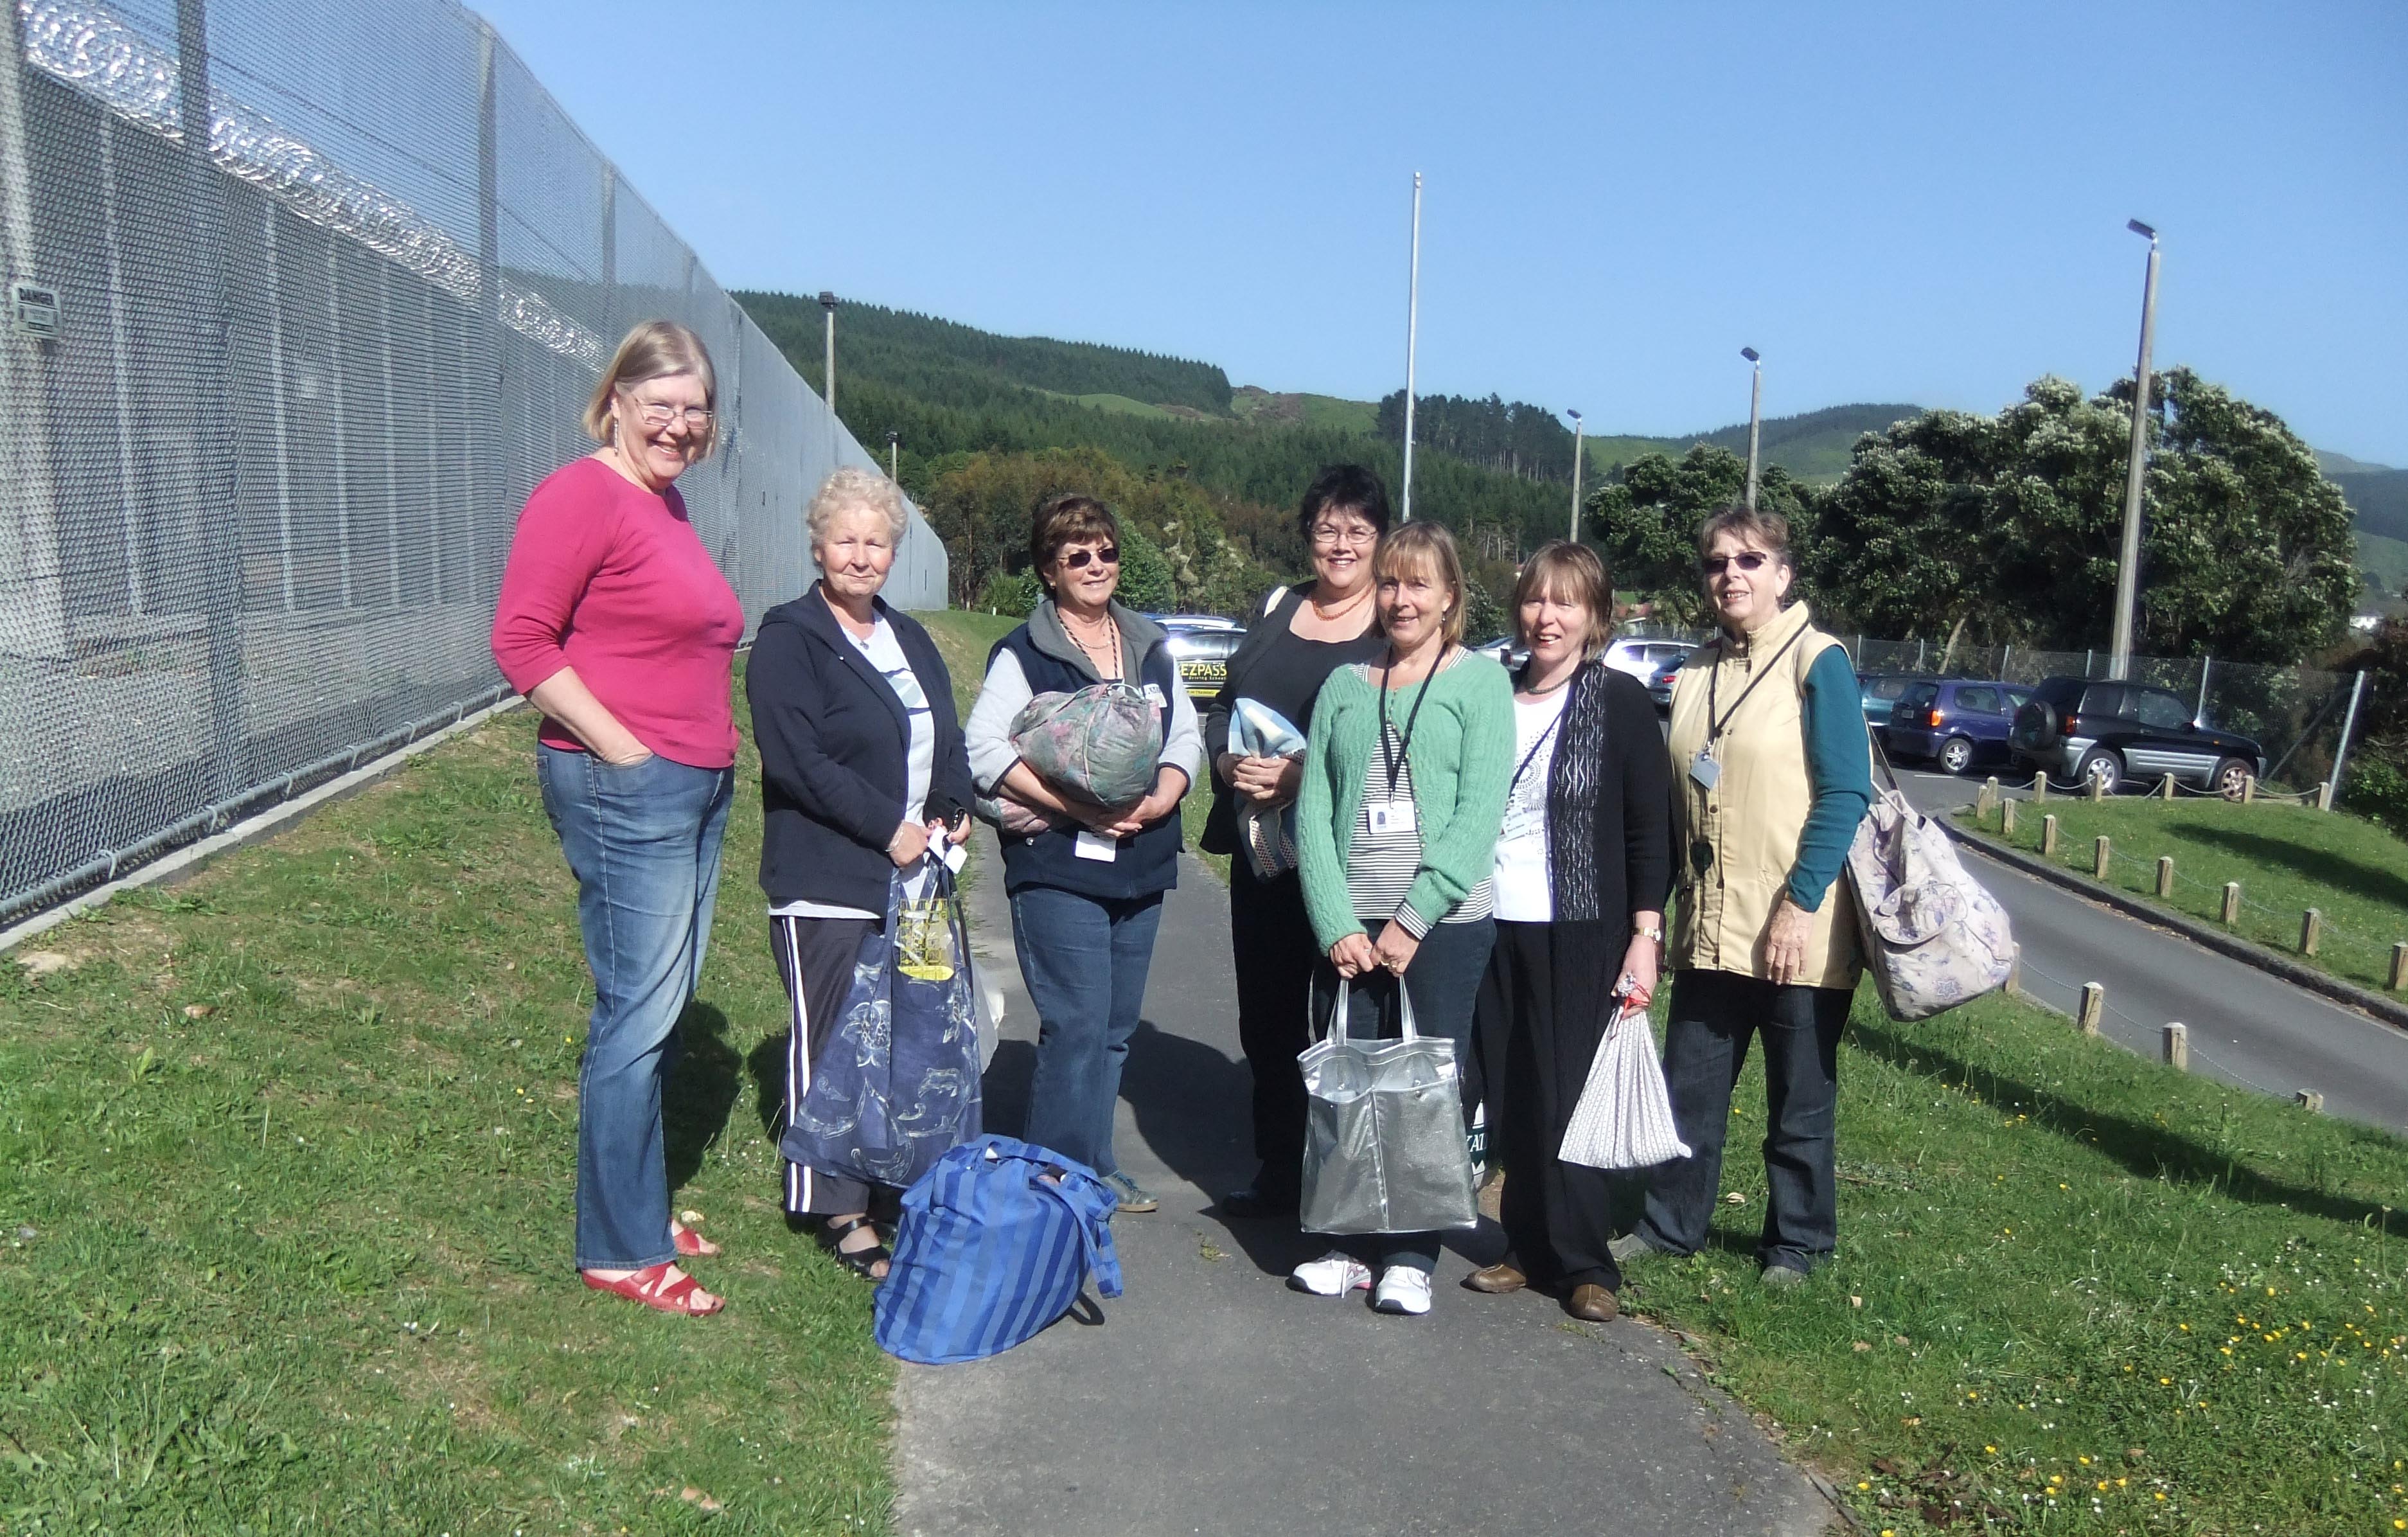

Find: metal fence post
[2324,670,2367,811]
[474,19,504,605]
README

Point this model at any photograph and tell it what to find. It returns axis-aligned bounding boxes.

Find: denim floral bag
[783,862,983,1189]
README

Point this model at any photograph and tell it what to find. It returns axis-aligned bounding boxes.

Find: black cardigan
[748,589,973,915]
[1535,659,1676,928]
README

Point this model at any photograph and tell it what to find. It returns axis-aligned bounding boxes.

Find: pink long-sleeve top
[490,456,746,768]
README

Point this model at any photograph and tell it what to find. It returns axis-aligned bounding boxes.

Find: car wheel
[1938,736,1975,775]
[2075,747,2123,792]
[2213,757,2253,801]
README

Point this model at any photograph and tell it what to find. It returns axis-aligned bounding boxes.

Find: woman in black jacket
[748,467,973,1281]
[1465,542,1673,1321]
[1201,465,1390,1220]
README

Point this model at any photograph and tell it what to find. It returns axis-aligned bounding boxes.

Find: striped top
[1349,722,1494,927]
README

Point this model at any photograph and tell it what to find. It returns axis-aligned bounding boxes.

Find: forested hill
[1372,393,1924,486]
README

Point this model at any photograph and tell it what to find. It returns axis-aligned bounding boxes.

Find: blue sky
[472,1,2408,464]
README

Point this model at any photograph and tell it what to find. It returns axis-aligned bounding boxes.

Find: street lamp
[818,290,838,417]
[886,429,899,482]
[1566,408,1584,542]
[2107,220,2159,682]
[1740,347,1762,512]
[1400,172,1423,521]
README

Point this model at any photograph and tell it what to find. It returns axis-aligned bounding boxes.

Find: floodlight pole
[1401,172,1422,521]
[1567,409,1584,542]
[2108,222,2159,682]
[1740,347,1762,511]
[819,290,838,470]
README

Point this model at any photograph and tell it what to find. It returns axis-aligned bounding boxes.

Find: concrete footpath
[892,832,1830,1537]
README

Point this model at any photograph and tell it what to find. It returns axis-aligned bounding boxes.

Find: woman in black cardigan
[1466,542,1673,1321]
[748,468,973,1280]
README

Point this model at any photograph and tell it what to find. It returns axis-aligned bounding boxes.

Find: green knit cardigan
[1295,650,1516,950]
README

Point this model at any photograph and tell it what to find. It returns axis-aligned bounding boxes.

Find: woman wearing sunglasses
[964,494,1202,1212]
[1613,505,1870,1288]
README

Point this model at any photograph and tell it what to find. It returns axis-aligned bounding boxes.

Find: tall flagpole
[1401,172,1422,522]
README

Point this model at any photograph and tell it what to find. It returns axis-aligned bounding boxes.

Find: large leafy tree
[1584,445,1815,626]
[1813,371,2357,663]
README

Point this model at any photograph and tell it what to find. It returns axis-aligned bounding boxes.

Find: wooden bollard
[2032,771,2048,803]
[2077,982,2104,1036]
[2094,835,2112,879]
[2316,781,2334,812]
[2301,908,2321,956]
[2156,855,2174,897]
[2001,797,2018,835]
[2006,943,2023,995]
[2041,813,2059,858]
[2163,1021,2190,1071]
[2242,775,2256,804]
[2159,772,2175,801]
[2221,882,2241,924]
[2391,943,2407,991]
[2088,770,2107,803]
[2294,1090,2325,1114]
[1978,776,1999,821]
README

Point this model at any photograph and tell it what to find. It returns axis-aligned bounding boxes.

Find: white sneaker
[1288,1251,1373,1297]
[1372,1265,1433,1315]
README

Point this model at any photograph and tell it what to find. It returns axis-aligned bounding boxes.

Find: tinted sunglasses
[1058,546,1120,570]
[1702,551,1771,576]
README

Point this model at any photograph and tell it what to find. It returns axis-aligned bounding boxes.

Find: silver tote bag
[1297,977,1480,1236]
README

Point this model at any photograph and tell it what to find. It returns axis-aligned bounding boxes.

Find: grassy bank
[0,671,889,1534]
[1956,795,2408,994]
[1622,982,2408,1534]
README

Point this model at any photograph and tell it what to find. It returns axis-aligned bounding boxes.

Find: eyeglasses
[1702,551,1771,576]
[1311,524,1378,547]
[1058,546,1119,570]
[623,395,714,431]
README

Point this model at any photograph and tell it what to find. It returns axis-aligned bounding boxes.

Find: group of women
[492,319,1871,1322]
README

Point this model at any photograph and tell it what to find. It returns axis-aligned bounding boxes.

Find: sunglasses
[1056,545,1119,571]
[1702,551,1771,576]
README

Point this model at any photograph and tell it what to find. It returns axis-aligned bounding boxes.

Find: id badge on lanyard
[1367,797,1417,835]
[1688,751,1720,790]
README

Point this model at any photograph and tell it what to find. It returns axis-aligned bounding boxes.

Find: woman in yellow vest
[1611,505,1870,1286]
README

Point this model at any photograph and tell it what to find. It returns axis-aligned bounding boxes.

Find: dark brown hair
[1030,493,1121,588]
[1695,503,1794,571]
[1512,540,1613,657]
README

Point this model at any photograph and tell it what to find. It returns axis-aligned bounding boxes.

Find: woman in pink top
[491,321,745,1318]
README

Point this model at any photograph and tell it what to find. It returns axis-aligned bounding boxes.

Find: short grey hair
[807,466,908,551]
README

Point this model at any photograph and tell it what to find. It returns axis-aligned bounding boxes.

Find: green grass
[1956,796,2408,994]
[0,666,891,1534]
[1624,983,2408,1535]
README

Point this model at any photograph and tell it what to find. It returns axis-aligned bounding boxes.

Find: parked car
[1603,637,1694,682]
[2008,677,2266,797]
[1882,679,2035,774]
[1857,671,1932,727]
[1643,652,1683,714]
[1160,623,1245,702]
[1472,635,1527,670]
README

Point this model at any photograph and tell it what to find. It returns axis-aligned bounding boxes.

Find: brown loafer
[1564,1283,1619,1322]
[1464,1262,1528,1294]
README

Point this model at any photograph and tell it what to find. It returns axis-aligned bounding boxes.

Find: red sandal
[672,1221,722,1259]
[581,1262,723,1316]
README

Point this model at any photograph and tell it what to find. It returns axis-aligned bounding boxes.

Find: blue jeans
[1008,885,1165,1177]
[538,746,733,1270]
[1308,916,1496,1275]
[1636,968,1851,1274]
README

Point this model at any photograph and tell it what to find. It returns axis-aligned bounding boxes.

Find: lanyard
[1505,703,1566,803]
[1703,623,1807,750]
[1377,644,1449,797]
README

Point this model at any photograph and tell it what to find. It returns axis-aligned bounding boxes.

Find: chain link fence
[0,0,943,923]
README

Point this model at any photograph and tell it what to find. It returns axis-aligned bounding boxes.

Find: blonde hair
[583,321,719,458]
[808,466,908,551]
[1374,522,1469,647]
[1512,540,1613,659]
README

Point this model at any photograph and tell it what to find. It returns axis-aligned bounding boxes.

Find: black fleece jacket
[748,589,973,915]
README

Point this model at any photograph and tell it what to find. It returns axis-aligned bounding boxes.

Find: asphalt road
[1888,763,2408,1134]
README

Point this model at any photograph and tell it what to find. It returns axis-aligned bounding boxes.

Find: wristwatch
[1633,921,1665,944]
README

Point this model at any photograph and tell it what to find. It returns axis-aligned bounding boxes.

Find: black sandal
[818,1215,891,1281]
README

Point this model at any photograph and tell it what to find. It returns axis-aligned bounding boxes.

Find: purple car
[1881,679,2034,775]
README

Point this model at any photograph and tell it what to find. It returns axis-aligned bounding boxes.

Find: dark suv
[2008,677,2265,798]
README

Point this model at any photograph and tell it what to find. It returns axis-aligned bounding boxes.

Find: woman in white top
[747,468,975,1281]
[1464,542,1672,1322]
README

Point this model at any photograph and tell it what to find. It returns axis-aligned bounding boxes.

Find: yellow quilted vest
[1664,600,1861,989]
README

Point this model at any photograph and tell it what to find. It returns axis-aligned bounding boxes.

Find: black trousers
[1637,968,1851,1273]
[1473,920,1624,1292]
[1230,860,1318,1200]
[770,914,881,1218]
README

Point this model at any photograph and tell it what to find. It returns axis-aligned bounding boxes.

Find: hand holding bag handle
[1318,973,1422,1048]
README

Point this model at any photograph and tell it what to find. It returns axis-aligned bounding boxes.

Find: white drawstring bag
[1559,996,1692,1171]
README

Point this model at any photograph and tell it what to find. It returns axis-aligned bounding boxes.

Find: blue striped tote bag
[873,1135,1124,1365]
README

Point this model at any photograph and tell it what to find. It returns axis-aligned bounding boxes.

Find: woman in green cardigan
[1289,521,1514,1317]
